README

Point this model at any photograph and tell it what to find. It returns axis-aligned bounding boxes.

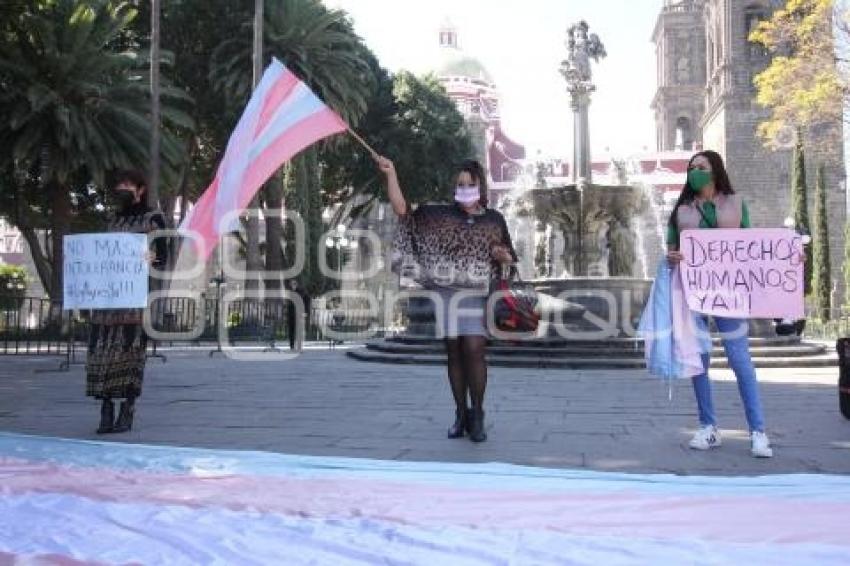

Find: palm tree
[210,0,375,293]
[212,0,373,125]
[242,0,264,296]
[149,0,161,208]
[0,1,192,301]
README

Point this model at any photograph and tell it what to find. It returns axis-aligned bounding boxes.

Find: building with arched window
[651,0,706,152]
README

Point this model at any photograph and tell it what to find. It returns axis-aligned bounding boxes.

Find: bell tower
[651,0,706,151]
[439,19,458,50]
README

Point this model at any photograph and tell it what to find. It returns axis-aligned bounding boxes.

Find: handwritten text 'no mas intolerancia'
[64,235,147,304]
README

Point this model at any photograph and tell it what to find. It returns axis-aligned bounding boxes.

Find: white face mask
[454,185,480,205]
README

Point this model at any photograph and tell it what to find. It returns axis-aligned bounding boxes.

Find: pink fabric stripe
[3,458,848,547]
[182,176,221,260]
[212,66,276,218]
[178,62,345,261]
[255,69,300,134]
[236,109,346,211]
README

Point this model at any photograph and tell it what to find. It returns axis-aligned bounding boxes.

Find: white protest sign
[679,228,804,319]
[63,233,149,310]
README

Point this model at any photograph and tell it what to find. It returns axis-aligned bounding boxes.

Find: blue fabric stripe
[1,433,849,501]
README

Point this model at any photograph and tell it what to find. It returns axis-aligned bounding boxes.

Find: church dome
[433,19,495,86]
[437,53,494,85]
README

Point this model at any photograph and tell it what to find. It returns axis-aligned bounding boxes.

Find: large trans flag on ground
[178,58,347,260]
[1,433,849,564]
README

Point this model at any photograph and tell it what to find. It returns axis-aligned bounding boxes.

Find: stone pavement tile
[1,351,849,476]
[489,423,549,443]
[543,420,630,436]
[333,436,471,454]
[487,411,567,434]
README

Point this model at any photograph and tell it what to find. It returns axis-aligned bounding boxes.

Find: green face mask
[688,169,712,191]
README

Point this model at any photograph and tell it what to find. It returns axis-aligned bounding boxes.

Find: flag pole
[346,127,380,160]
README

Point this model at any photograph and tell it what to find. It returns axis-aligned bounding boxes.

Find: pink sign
[679,228,804,319]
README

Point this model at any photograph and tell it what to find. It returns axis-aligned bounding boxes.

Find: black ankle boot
[112,398,135,433]
[447,408,468,439]
[96,399,114,434]
[467,408,487,443]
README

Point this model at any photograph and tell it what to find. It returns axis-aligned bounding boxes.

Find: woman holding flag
[666,150,773,458]
[378,156,516,443]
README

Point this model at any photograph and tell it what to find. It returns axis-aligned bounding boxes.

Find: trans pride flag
[179,58,347,260]
[1,432,849,564]
[639,261,710,384]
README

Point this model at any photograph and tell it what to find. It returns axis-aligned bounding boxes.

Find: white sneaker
[689,425,722,450]
[751,431,774,458]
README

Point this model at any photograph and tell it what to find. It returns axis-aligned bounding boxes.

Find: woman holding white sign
[666,151,773,458]
[86,170,167,434]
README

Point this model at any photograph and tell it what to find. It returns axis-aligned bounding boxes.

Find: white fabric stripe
[1,493,848,566]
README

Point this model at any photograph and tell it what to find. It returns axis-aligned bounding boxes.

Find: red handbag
[490,272,540,332]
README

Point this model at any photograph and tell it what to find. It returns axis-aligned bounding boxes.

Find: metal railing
[0,296,394,357]
[801,306,850,342]
[148,296,386,346]
[0,297,85,356]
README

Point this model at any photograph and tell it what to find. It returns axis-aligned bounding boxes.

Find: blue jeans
[691,317,766,433]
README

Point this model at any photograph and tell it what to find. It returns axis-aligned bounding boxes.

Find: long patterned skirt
[86,309,147,400]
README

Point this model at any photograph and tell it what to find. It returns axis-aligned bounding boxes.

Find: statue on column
[560,21,607,91]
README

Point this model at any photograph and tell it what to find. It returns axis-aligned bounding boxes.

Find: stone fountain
[519,21,652,337]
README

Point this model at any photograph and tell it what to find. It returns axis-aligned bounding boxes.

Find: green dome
[437,53,494,84]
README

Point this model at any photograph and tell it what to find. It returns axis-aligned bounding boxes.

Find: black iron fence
[801,307,850,341]
[3,294,847,359]
[0,297,85,356]
[148,296,390,345]
[0,296,397,357]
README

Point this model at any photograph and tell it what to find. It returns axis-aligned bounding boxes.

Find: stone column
[571,92,593,184]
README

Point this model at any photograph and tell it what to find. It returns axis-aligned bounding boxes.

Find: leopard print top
[391,203,516,290]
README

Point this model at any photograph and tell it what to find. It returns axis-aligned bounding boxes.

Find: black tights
[445,335,488,411]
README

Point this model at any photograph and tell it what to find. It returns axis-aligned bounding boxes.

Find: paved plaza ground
[1,343,848,476]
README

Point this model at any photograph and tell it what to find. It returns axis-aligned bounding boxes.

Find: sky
[325,0,664,160]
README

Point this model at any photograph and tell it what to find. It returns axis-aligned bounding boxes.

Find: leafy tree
[321,67,475,220]
[750,0,844,150]
[387,72,475,205]
[812,163,832,320]
[319,49,396,215]
[791,139,813,295]
[844,221,850,311]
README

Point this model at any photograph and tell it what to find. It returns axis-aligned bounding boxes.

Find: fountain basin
[530,277,652,338]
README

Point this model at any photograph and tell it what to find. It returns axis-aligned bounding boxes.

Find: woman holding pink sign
[666,150,773,458]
